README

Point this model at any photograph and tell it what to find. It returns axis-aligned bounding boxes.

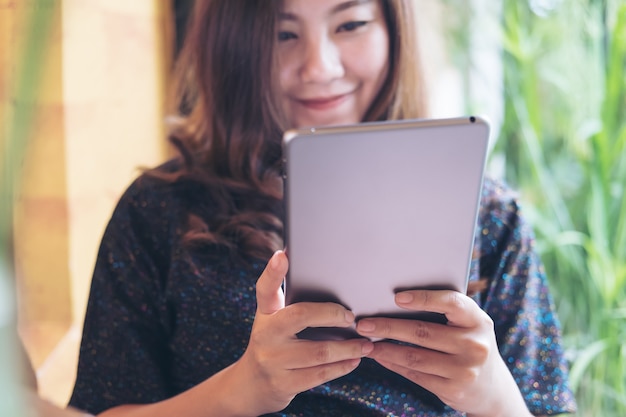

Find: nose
[300,36,344,84]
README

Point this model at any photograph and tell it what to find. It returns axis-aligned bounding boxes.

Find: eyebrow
[279,0,374,21]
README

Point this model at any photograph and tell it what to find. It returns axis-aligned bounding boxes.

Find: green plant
[442,0,625,414]
[458,0,625,415]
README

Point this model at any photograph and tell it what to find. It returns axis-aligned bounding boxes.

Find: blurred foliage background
[444,0,625,415]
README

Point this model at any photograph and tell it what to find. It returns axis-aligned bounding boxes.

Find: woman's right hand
[94,250,371,417]
[222,250,373,416]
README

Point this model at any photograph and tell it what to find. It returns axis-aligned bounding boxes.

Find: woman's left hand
[355,290,532,417]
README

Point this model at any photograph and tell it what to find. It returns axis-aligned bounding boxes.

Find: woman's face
[277,0,390,128]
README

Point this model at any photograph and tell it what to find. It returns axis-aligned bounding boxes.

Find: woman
[69,1,576,416]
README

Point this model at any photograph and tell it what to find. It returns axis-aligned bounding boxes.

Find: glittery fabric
[68,169,576,416]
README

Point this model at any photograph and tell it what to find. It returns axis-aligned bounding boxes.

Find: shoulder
[92,159,194,296]
[106,157,230,251]
[478,176,520,220]
[477,176,528,229]
[117,158,182,209]
[102,158,190,252]
[113,158,208,222]
[476,176,536,256]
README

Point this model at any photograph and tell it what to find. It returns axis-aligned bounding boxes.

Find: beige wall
[3,0,171,407]
[62,0,170,327]
[11,0,73,366]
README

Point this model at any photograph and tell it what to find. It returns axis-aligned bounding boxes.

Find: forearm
[96,362,256,417]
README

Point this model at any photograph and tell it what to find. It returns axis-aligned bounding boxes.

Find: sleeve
[476,186,577,416]
[68,178,175,415]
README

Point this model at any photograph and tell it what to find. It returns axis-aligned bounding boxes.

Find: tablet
[282,116,490,340]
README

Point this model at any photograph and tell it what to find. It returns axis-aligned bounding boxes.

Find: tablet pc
[282,116,490,340]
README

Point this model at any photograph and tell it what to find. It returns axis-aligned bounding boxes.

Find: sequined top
[69,168,576,416]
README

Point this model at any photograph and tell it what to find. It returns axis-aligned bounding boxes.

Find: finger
[375,357,451,397]
[375,357,476,411]
[273,302,356,336]
[285,358,363,392]
[283,339,374,369]
[356,318,462,353]
[365,341,456,379]
[256,250,288,315]
[393,290,483,328]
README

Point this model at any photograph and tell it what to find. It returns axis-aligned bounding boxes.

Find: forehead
[279,0,379,20]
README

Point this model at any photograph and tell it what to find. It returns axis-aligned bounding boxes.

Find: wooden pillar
[4,0,170,407]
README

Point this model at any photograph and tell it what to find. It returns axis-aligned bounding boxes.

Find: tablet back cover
[283,117,490,336]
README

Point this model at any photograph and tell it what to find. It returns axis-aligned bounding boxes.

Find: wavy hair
[159,0,426,263]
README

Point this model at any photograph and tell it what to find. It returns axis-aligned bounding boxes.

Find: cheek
[277,56,291,95]
[276,45,301,90]
[277,57,294,113]
[350,32,389,89]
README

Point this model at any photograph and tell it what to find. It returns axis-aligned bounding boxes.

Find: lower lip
[298,94,349,111]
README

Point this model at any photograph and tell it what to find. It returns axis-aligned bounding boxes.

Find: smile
[296,94,350,111]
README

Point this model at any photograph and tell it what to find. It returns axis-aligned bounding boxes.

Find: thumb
[256,250,288,315]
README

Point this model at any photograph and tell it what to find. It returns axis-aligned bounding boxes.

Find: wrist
[205,361,260,417]
[467,359,532,417]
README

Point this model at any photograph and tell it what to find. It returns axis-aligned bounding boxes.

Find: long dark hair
[159,0,426,263]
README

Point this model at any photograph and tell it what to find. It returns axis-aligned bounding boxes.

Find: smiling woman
[65,1,575,417]
[276,0,391,127]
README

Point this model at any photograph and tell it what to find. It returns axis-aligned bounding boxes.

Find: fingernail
[357,320,375,332]
[361,341,374,355]
[345,310,355,323]
[395,292,413,304]
[270,251,281,269]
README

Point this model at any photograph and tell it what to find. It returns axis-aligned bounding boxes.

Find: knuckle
[474,341,490,361]
[265,374,278,389]
[419,291,432,307]
[406,368,423,383]
[447,386,467,404]
[342,359,359,374]
[379,320,393,336]
[316,359,360,383]
[457,366,480,384]
[316,365,330,382]
[465,337,490,363]
[285,304,307,323]
[247,328,271,350]
[328,303,346,321]
[248,330,262,347]
[315,342,332,363]
[448,291,466,312]
[404,350,423,368]
[481,312,494,329]
[411,321,430,343]
[255,350,273,370]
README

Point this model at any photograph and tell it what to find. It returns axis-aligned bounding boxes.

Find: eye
[337,21,368,32]
[278,31,298,42]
